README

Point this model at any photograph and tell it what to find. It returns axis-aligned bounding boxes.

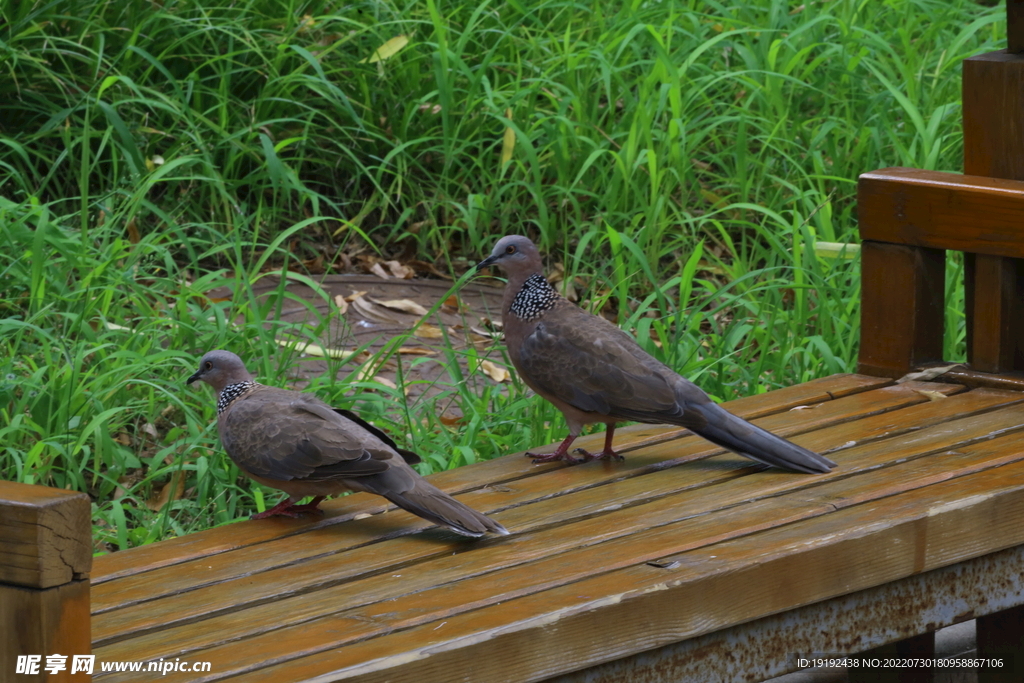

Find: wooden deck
[87,373,1024,682]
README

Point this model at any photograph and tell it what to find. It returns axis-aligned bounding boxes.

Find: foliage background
[0,0,1000,550]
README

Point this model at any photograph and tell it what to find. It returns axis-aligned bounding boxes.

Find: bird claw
[573,447,625,462]
[525,450,583,465]
[250,497,325,520]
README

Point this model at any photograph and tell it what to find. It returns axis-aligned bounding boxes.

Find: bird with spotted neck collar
[187,350,508,537]
[475,235,836,474]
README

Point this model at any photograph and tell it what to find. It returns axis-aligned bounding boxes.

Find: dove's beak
[475,254,499,271]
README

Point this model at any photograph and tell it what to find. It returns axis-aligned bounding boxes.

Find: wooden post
[1,481,93,681]
[856,240,944,379]
[848,631,935,683]
[961,40,1024,373]
[977,604,1024,683]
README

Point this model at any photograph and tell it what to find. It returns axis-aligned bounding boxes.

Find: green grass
[0,0,997,551]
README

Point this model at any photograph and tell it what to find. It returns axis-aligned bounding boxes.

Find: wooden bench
[7,10,1024,683]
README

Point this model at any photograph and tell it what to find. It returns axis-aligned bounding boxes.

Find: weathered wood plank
[92,373,889,584]
[858,168,1024,258]
[93,407,1024,670]
[90,376,905,616]
[0,481,92,589]
[90,381,970,627]
[548,545,1024,683]
[182,458,1024,683]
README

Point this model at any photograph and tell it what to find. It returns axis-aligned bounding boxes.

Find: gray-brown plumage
[187,351,507,537]
[476,235,836,473]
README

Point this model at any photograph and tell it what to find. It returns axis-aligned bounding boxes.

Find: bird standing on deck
[187,350,507,537]
[475,235,836,474]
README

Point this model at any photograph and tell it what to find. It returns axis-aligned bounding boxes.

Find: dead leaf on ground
[333,294,349,315]
[439,413,464,427]
[470,325,502,340]
[370,262,391,279]
[384,260,415,279]
[442,294,467,314]
[480,360,511,383]
[352,296,398,323]
[146,472,186,511]
[398,346,436,355]
[372,298,429,316]
[276,339,357,360]
[113,432,132,446]
[415,323,444,339]
[344,290,367,302]
[141,422,159,439]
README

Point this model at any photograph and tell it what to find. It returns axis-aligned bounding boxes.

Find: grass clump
[0,0,997,550]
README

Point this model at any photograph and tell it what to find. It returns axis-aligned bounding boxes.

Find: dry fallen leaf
[146,472,185,512]
[333,294,349,315]
[344,290,367,302]
[370,262,391,279]
[372,298,429,316]
[113,432,132,446]
[415,323,444,339]
[439,413,464,427]
[442,294,467,313]
[275,339,357,360]
[373,375,398,390]
[352,295,398,323]
[398,346,436,355]
[384,260,415,279]
[480,360,511,383]
[141,422,159,439]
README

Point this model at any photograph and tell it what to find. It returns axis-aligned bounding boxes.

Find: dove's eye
[505,245,516,255]
[205,361,213,370]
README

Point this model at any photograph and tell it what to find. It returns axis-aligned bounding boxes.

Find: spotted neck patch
[217,381,258,414]
[509,273,559,321]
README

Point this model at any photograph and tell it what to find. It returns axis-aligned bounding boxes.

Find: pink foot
[250,496,325,520]
[574,447,625,462]
[525,434,583,464]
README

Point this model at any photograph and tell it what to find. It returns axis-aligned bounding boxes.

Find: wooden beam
[857,241,944,378]
[968,254,1024,373]
[857,168,1024,258]
[1,482,92,681]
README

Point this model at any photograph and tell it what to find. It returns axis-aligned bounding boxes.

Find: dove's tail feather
[687,402,836,474]
[381,481,509,538]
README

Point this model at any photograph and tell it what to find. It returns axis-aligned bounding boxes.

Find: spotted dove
[476,235,836,473]
[187,351,508,537]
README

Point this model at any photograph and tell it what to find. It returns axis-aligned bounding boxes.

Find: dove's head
[475,235,543,277]
[187,350,253,393]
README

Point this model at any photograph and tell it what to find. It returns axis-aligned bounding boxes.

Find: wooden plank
[91,386,1016,646]
[857,240,944,378]
[89,381,963,621]
[0,481,91,589]
[92,373,890,584]
[857,168,1024,258]
[181,459,1024,683]
[546,545,1024,683]
[93,406,1024,669]
[1,580,91,682]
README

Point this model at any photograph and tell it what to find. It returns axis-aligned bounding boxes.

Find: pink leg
[574,425,624,461]
[250,495,326,520]
[525,434,583,464]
